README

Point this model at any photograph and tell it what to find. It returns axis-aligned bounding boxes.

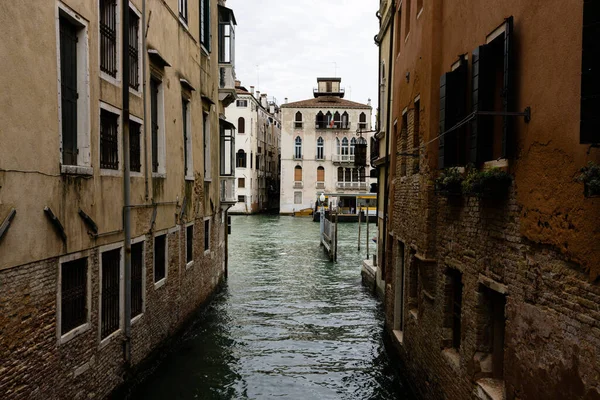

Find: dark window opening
[200,0,211,51]
[186,225,193,263]
[238,117,245,133]
[477,285,506,380]
[154,234,166,282]
[400,113,408,176]
[128,8,140,90]
[204,220,210,251]
[439,57,468,168]
[178,0,188,22]
[413,100,421,173]
[131,242,143,318]
[396,8,402,56]
[182,98,190,176]
[359,112,368,130]
[100,0,117,77]
[236,150,247,168]
[581,0,600,143]
[444,269,463,350]
[316,111,326,129]
[295,111,303,128]
[100,109,119,170]
[60,16,79,166]
[130,120,141,172]
[61,258,87,334]
[151,78,160,172]
[101,248,120,339]
[238,195,245,202]
[238,177,245,188]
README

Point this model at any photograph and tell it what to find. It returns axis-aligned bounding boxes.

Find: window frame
[150,76,166,177]
[178,0,188,25]
[200,0,211,52]
[57,251,91,344]
[153,232,168,288]
[130,235,146,322]
[129,115,143,175]
[182,97,193,180]
[99,102,122,175]
[99,0,120,85]
[128,4,142,94]
[238,117,246,134]
[185,222,194,268]
[98,242,124,347]
[204,218,211,253]
[203,111,212,181]
[316,137,324,160]
[294,136,302,159]
[294,111,303,128]
[294,191,302,204]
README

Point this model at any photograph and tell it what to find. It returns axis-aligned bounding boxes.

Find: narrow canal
[124,215,415,399]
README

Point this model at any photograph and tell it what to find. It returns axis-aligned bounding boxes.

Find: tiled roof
[281,96,371,109]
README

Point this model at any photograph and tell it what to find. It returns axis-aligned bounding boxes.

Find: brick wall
[0,216,225,399]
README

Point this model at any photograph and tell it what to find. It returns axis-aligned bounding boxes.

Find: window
[218,7,235,64]
[358,112,368,130]
[204,219,210,251]
[439,57,468,168]
[341,112,349,129]
[238,195,245,202]
[337,166,344,182]
[101,248,121,340]
[154,234,166,283]
[317,166,325,182]
[130,119,141,172]
[238,117,245,133]
[393,241,405,332]
[413,99,421,173]
[326,112,333,128]
[333,111,341,128]
[59,16,79,166]
[295,112,303,128]
[444,269,463,350]
[236,99,248,107]
[131,241,143,318]
[316,111,326,129]
[178,0,188,23]
[200,0,210,51]
[236,149,247,168]
[471,17,514,164]
[294,165,302,182]
[350,137,356,156]
[294,191,302,204]
[182,99,192,177]
[100,0,117,78]
[128,8,140,90]
[336,138,341,155]
[238,177,245,188]
[60,258,88,334]
[581,1,600,143]
[405,0,411,38]
[396,7,402,55]
[400,112,408,176]
[316,137,324,160]
[250,152,253,169]
[342,137,349,156]
[204,112,211,180]
[476,285,506,380]
[100,108,119,170]
[294,136,302,159]
[150,77,165,174]
[186,225,193,264]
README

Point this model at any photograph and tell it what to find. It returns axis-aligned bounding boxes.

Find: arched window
[316,137,324,160]
[295,111,303,128]
[359,167,366,182]
[317,166,325,182]
[345,167,352,182]
[333,111,341,128]
[316,111,325,128]
[352,168,359,182]
[236,149,247,168]
[342,112,349,129]
[238,117,245,134]
[338,167,344,182]
[294,165,303,181]
[336,137,341,155]
[342,137,349,156]
[326,111,333,128]
[359,112,367,129]
[295,136,302,159]
[350,137,356,156]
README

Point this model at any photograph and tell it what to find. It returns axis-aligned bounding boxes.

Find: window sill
[392,329,404,345]
[476,378,505,400]
[405,32,411,43]
[204,178,212,183]
[131,313,143,325]
[185,175,195,182]
[442,348,460,369]
[129,86,142,97]
[483,159,509,170]
[154,278,166,289]
[200,44,210,57]
[178,17,189,31]
[61,165,93,176]
[186,260,194,269]
[204,249,210,256]
[100,169,122,177]
[152,172,167,179]
[100,72,121,87]
[131,171,144,178]
[409,309,418,321]
[59,322,90,345]
[99,329,121,350]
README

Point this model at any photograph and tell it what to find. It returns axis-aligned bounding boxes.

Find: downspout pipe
[122,0,132,365]
[381,1,395,283]
[142,0,149,201]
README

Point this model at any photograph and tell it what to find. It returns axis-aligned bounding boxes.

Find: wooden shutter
[294,166,302,181]
[317,167,324,182]
[151,79,159,172]
[60,17,78,166]
[581,0,600,143]
[502,17,515,158]
[439,73,448,169]
[470,46,494,164]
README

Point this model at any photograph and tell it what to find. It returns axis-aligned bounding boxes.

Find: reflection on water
[124,215,415,400]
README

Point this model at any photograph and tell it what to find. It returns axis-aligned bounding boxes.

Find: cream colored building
[226,81,281,214]
[0,0,237,397]
[280,78,374,215]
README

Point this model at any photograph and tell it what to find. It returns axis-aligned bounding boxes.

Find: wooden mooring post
[357,206,362,251]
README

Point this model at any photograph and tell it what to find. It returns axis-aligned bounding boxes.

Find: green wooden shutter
[502,17,515,158]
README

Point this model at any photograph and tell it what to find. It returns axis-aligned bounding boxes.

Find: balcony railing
[336,182,367,190]
[332,154,355,163]
[316,182,325,189]
[294,181,304,189]
[315,122,351,130]
[220,176,236,204]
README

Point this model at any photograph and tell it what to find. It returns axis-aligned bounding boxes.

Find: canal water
[124,215,415,400]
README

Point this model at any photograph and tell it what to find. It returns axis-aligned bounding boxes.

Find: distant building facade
[280,78,374,214]
[226,81,281,214]
[372,1,600,400]
[0,0,237,397]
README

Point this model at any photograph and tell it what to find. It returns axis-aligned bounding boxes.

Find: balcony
[315,122,351,130]
[336,182,367,190]
[313,87,345,97]
[332,154,355,164]
[316,182,325,189]
[294,181,304,189]
[218,64,237,107]
[219,176,236,205]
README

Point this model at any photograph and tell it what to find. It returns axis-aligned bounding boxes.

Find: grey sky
[227,0,379,112]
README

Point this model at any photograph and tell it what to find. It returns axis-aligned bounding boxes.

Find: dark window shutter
[502,16,515,158]
[470,45,494,165]
[581,0,600,144]
[60,17,78,166]
[439,73,448,169]
[150,79,159,172]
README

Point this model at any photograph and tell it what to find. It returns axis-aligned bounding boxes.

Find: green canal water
[124,215,415,400]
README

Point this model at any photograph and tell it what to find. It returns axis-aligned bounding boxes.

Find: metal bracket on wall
[0,208,16,243]
[44,206,67,242]
[477,107,531,123]
[78,209,98,236]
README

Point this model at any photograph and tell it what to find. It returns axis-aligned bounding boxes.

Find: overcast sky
[227,0,379,111]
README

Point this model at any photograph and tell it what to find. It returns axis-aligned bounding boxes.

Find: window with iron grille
[182,98,190,176]
[186,225,193,263]
[61,257,88,334]
[101,248,121,339]
[154,234,166,282]
[204,219,210,251]
[444,269,463,350]
[128,8,140,90]
[100,108,119,169]
[60,16,79,166]
[130,120,141,172]
[100,0,117,77]
[200,0,211,51]
[131,242,143,318]
[178,0,188,23]
[151,78,160,173]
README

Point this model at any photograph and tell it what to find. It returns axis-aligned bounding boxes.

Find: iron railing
[100,0,117,77]
[61,258,87,333]
[101,249,120,339]
[100,110,119,170]
[131,242,143,318]
[130,120,141,172]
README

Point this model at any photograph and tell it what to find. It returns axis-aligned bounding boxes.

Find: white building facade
[280,78,374,214]
[226,81,281,214]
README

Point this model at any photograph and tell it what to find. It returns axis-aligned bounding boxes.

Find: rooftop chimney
[284,97,288,104]
[256,90,260,100]
[250,86,255,96]
[235,80,241,87]
[367,98,372,106]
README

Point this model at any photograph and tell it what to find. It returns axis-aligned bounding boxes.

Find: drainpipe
[142,0,149,201]
[381,1,395,283]
[122,0,132,365]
